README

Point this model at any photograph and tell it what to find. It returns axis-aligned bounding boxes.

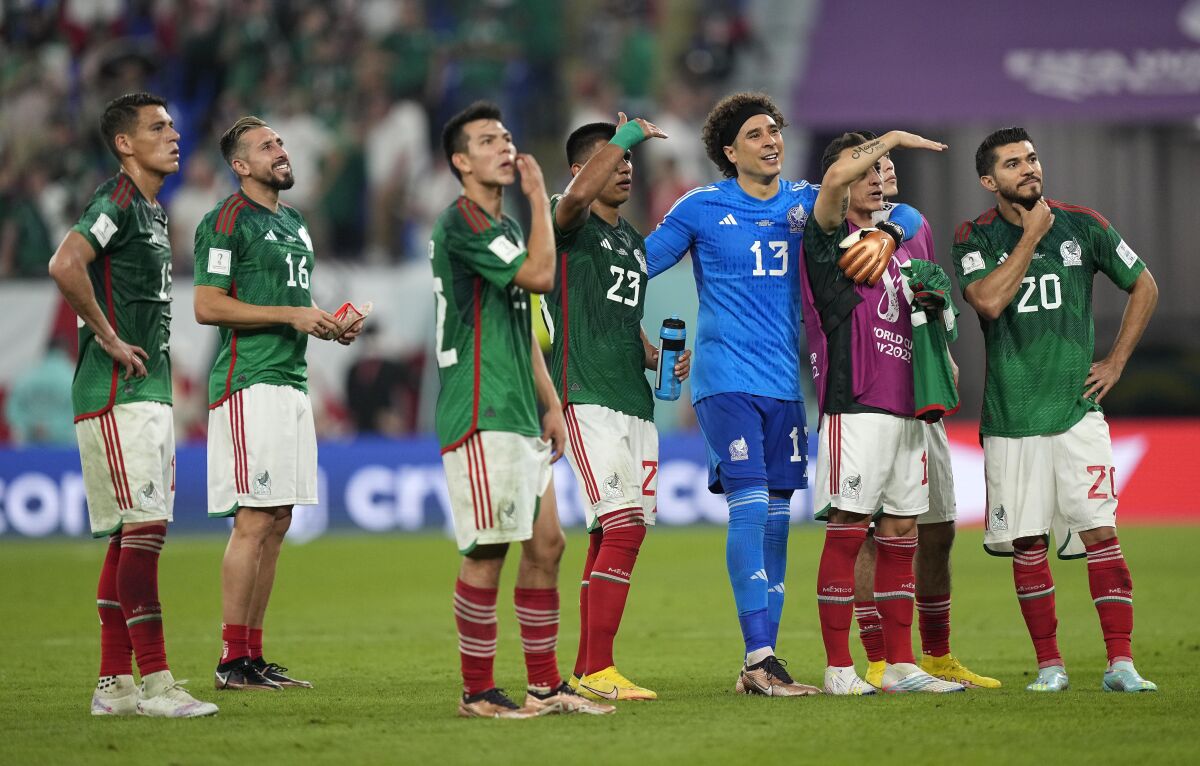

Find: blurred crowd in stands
[0,0,758,444]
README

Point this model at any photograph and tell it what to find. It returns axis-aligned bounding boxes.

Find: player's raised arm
[511,153,555,293]
[811,131,946,235]
[48,231,148,379]
[555,113,666,232]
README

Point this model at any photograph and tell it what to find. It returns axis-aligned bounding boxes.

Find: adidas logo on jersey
[264,230,278,241]
[600,238,613,250]
[718,214,738,226]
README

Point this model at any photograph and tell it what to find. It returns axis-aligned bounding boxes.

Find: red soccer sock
[514,587,561,689]
[118,524,169,676]
[221,623,250,664]
[573,530,603,678]
[454,579,498,696]
[817,524,868,667]
[917,593,952,657]
[874,534,918,665]
[1085,536,1134,663]
[1013,539,1061,667]
[249,627,264,661]
[98,533,133,676]
[854,601,885,664]
[586,512,646,674]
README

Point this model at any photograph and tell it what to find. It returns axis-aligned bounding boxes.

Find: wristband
[609,121,646,151]
[887,203,922,242]
[876,219,905,249]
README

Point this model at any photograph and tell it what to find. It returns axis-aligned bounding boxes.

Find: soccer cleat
[567,674,582,693]
[823,665,877,696]
[578,666,657,701]
[736,656,822,697]
[457,688,535,719]
[91,674,138,716]
[1026,665,1069,692]
[921,653,1002,689]
[1102,661,1157,693]
[864,660,887,689]
[881,662,966,693]
[252,658,313,688]
[525,682,616,715]
[136,672,219,718]
[214,658,283,691]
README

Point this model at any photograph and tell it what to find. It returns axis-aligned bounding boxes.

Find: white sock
[746,646,774,666]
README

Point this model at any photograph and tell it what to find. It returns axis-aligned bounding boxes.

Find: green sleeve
[70,195,128,258]
[803,220,861,331]
[448,220,528,290]
[550,194,584,250]
[1089,220,1145,291]
[193,214,237,291]
[951,224,997,294]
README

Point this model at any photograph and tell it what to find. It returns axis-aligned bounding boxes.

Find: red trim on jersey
[953,222,972,245]
[215,196,238,233]
[110,175,135,210]
[558,251,570,404]
[440,278,484,455]
[1047,199,1110,229]
[976,207,998,225]
[106,410,134,508]
[565,405,600,504]
[456,197,492,234]
[915,402,962,421]
[74,259,120,423]
[209,283,240,410]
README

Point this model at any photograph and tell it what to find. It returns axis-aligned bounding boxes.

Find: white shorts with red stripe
[919,420,957,525]
[207,384,317,517]
[442,429,552,554]
[563,403,658,530]
[75,401,175,537]
[814,412,928,519]
[982,411,1118,559]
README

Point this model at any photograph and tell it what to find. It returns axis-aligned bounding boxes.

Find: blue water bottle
[654,316,686,401]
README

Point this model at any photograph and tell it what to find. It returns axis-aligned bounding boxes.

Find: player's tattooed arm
[49,231,147,379]
[850,139,884,159]
[530,332,566,462]
[1085,268,1158,403]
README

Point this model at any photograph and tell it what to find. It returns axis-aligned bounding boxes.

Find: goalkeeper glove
[837,219,903,285]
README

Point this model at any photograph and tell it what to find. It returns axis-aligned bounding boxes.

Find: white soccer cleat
[823,665,877,696]
[91,674,138,716]
[137,671,219,718]
[881,662,966,694]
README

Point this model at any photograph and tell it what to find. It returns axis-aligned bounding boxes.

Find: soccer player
[801,130,966,695]
[49,92,217,718]
[849,148,1001,690]
[952,127,1159,693]
[194,116,360,692]
[544,114,691,701]
[430,101,613,718]
[646,92,824,696]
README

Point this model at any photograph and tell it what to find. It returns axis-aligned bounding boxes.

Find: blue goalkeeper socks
[765,494,792,648]
[726,486,771,656]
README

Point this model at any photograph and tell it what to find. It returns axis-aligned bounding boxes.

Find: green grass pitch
[2,526,1196,765]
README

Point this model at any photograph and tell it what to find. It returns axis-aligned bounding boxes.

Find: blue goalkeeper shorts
[693,393,808,494]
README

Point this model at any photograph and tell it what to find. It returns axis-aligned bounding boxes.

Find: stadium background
[1,0,1196,538]
[2,2,1199,763]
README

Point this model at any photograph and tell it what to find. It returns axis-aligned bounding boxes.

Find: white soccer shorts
[442,430,552,554]
[918,420,957,525]
[207,384,317,517]
[982,411,1118,559]
[814,412,929,519]
[562,403,658,530]
[75,402,175,537]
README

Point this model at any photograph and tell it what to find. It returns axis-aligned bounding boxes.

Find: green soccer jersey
[544,195,654,422]
[952,200,1146,437]
[429,195,539,451]
[69,173,173,420]
[194,192,314,406]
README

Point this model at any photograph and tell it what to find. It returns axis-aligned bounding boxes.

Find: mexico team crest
[1060,239,1082,266]
[603,473,623,499]
[787,204,809,233]
[729,437,749,462]
[253,470,272,497]
[990,505,1009,531]
[138,482,161,509]
[840,475,862,502]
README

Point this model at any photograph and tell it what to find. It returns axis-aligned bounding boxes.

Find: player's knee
[917,522,955,557]
[466,542,510,561]
[232,508,276,543]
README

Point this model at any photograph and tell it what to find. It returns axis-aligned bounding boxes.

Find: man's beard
[999,181,1041,210]
[256,167,295,190]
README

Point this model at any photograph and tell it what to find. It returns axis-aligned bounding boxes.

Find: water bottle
[654,316,686,401]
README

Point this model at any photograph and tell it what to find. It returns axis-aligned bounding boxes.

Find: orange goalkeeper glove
[836,220,904,286]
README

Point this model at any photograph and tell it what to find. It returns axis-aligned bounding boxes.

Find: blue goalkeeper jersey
[646,177,818,404]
